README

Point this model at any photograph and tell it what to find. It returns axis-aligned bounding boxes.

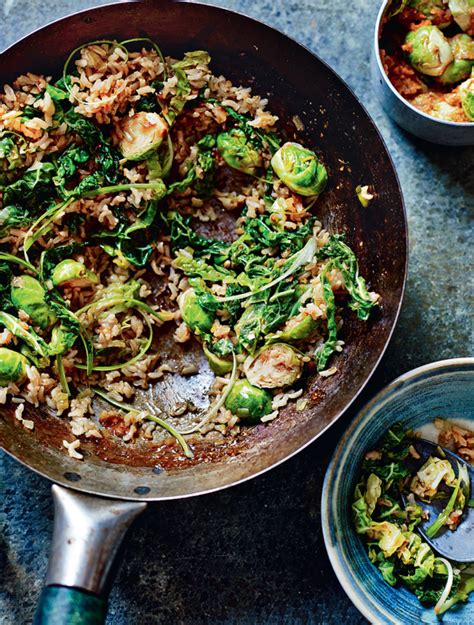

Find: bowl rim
[374,0,473,129]
[321,357,474,624]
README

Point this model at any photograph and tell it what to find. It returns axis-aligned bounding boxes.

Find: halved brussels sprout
[119,112,168,161]
[365,473,382,516]
[410,456,455,498]
[52,259,98,288]
[11,275,57,330]
[203,343,233,374]
[275,314,319,343]
[271,142,328,197]
[224,379,273,422]
[368,521,406,558]
[448,0,474,34]
[439,34,474,83]
[405,26,453,76]
[217,128,262,175]
[408,1,453,28]
[438,59,472,83]
[243,343,304,389]
[450,33,474,59]
[460,76,474,119]
[178,288,214,334]
[0,347,27,386]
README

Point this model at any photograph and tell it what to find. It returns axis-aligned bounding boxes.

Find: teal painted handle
[33,585,107,625]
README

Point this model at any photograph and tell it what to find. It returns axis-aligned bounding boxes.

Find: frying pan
[0,1,407,622]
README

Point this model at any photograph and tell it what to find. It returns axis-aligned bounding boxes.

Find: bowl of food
[322,358,474,624]
[372,0,474,145]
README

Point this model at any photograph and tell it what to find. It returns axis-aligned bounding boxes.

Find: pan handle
[33,485,147,625]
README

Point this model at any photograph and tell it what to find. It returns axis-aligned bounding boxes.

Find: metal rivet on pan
[134,486,150,495]
[64,472,81,482]
[152,465,163,474]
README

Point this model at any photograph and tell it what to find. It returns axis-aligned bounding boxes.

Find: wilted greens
[353,423,474,615]
[0,37,379,457]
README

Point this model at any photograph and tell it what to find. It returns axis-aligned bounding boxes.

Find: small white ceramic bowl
[371,0,474,146]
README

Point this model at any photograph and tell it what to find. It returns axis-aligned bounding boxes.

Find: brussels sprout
[273,314,319,342]
[119,112,168,161]
[438,59,472,82]
[460,76,474,119]
[405,26,453,76]
[51,259,98,288]
[0,347,27,386]
[243,343,303,389]
[203,343,233,374]
[365,473,382,516]
[271,142,328,197]
[224,379,273,421]
[410,456,455,498]
[408,0,453,28]
[448,0,474,34]
[450,33,474,59]
[367,521,407,558]
[439,34,474,83]
[11,275,57,330]
[217,128,262,175]
[178,288,214,334]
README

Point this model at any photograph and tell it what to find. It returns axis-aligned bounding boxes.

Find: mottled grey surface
[0,1,472,624]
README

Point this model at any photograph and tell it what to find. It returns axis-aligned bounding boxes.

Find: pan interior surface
[0,1,407,500]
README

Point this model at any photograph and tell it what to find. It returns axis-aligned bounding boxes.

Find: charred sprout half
[244,343,304,389]
[118,111,168,161]
[271,142,328,197]
[405,26,454,77]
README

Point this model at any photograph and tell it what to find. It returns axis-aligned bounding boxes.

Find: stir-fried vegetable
[118,112,168,161]
[0,348,28,386]
[224,379,273,422]
[353,423,474,615]
[405,26,454,77]
[217,128,262,175]
[0,37,380,455]
[271,142,328,197]
[460,75,474,119]
[244,343,303,388]
[11,275,57,330]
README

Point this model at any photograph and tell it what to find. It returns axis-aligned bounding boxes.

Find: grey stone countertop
[0,1,472,624]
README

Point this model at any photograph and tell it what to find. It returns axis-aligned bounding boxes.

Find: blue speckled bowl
[322,358,474,624]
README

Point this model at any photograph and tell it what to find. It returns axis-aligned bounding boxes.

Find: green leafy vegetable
[353,423,474,615]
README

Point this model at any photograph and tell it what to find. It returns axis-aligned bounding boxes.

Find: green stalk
[426,467,462,539]
[56,354,70,396]
[82,181,166,199]
[0,252,36,274]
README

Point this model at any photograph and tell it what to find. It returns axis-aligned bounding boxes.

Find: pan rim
[0,0,408,501]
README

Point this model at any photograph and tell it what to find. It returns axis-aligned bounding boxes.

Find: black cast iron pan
[0,1,407,622]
